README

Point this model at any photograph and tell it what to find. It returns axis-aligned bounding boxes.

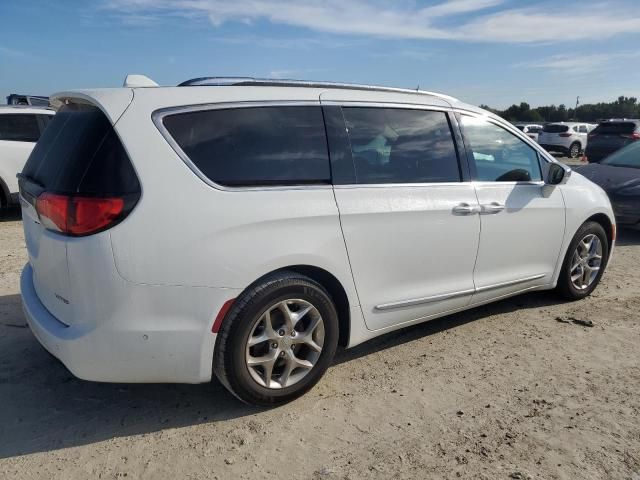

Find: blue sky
[1,0,639,109]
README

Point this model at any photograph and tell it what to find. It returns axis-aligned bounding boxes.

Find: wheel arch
[269,265,351,347]
[586,212,614,253]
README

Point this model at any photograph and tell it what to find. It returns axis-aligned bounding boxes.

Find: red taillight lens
[559,133,572,137]
[36,193,125,236]
[621,132,640,140]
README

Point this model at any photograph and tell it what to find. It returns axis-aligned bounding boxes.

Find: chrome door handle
[480,202,505,214]
[452,203,481,215]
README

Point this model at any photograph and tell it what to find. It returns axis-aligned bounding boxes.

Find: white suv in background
[0,106,54,208]
[514,123,543,143]
[19,76,615,405]
[538,122,596,158]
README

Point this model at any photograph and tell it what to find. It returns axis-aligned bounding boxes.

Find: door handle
[480,202,505,214]
[452,203,481,215]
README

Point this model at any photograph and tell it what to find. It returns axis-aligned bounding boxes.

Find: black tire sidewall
[559,222,609,299]
[569,142,580,158]
[219,277,338,405]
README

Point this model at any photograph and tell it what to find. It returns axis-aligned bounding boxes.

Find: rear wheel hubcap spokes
[245,299,324,389]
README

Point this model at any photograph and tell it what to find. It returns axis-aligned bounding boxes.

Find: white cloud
[515,52,640,74]
[103,0,640,44]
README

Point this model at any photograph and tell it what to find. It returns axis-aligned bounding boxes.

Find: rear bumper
[21,263,239,383]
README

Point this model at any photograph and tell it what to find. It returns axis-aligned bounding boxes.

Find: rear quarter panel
[108,88,360,308]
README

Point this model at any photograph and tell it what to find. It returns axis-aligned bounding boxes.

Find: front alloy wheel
[569,234,603,290]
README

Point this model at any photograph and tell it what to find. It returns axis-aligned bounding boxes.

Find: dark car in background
[579,141,640,228]
[584,119,640,163]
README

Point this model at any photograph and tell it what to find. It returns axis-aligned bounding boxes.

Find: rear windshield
[22,104,139,195]
[543,124,569,133]
[592,122,638,135]
[162,106,330,187]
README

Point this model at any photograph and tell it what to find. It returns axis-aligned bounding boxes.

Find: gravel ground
[1,199,639,480]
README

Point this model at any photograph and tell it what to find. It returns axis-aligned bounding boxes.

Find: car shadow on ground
[616,227,640,246]
[0,287,568,459]
[0,206,21,222]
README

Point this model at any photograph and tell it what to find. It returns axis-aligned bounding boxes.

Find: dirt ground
[1,204,639,480]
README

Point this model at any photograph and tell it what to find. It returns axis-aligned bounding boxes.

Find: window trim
[321,101,470,187]
[456,111,547,186]
[152,101,333,192]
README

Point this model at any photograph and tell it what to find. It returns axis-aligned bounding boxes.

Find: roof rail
[177,77,458,102]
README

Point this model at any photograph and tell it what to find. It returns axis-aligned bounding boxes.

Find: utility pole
[574,96,580,120]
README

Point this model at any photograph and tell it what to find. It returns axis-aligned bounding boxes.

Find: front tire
[213,271,339,406]
[556,221,609,300]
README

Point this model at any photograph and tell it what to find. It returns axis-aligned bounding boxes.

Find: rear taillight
[620,132,640,140]
[36,193,126,236]
[559,133,572,137]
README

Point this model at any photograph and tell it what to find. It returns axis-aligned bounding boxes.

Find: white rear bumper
[21,263,240,383]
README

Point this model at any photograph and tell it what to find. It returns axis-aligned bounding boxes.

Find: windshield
[601,141,640,168]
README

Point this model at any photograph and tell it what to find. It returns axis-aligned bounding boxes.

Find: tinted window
[579,125,588,133]
[22,104,139,195]
[0,114,40,142]
[38,114,53,132]
[515,125,525,131]
[593,122,638,135]
[461,116,542,182]
[601,141,640,168]
[341,108,460,184]
[543,124,569,133]
[162,106,330,187]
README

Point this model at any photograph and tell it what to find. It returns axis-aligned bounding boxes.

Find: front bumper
[20,263,238,383]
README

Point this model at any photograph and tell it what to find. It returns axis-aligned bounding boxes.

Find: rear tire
[556,221,609,300]
[569,142,581,159]
[213,271,339,406]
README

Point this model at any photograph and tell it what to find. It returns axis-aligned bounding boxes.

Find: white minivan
[0,106,54,207]
[19,77,615,405]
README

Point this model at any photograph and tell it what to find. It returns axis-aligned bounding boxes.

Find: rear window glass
[341,107,460,184]
[0,114,40,142]
[592,122,638,135]
[515,126,525,131]
[22,104,139,195]
[543,124,569,133]
[162,106,330,187]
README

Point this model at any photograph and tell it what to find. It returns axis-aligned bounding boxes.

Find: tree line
[480,96,639,123]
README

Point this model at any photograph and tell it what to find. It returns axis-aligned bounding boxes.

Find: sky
[1,0,639,109]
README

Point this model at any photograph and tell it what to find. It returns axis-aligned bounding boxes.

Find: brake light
[620,132,640,140]
[559,133,572,137]
[36,193,125,236]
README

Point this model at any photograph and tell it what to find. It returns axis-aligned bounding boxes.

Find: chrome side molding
[374,273,546,311]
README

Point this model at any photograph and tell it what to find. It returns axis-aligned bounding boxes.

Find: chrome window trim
[374,273,546,311]
[152,100,333,192]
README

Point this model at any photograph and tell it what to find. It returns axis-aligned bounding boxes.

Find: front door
[327,105,481,331]
[458,115,565,303]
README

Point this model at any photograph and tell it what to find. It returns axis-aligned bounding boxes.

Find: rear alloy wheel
[557,221,609,300]
[213,271,338,405]
[569,142,581,158]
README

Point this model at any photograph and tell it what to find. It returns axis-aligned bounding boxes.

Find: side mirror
[546,162,569,185]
